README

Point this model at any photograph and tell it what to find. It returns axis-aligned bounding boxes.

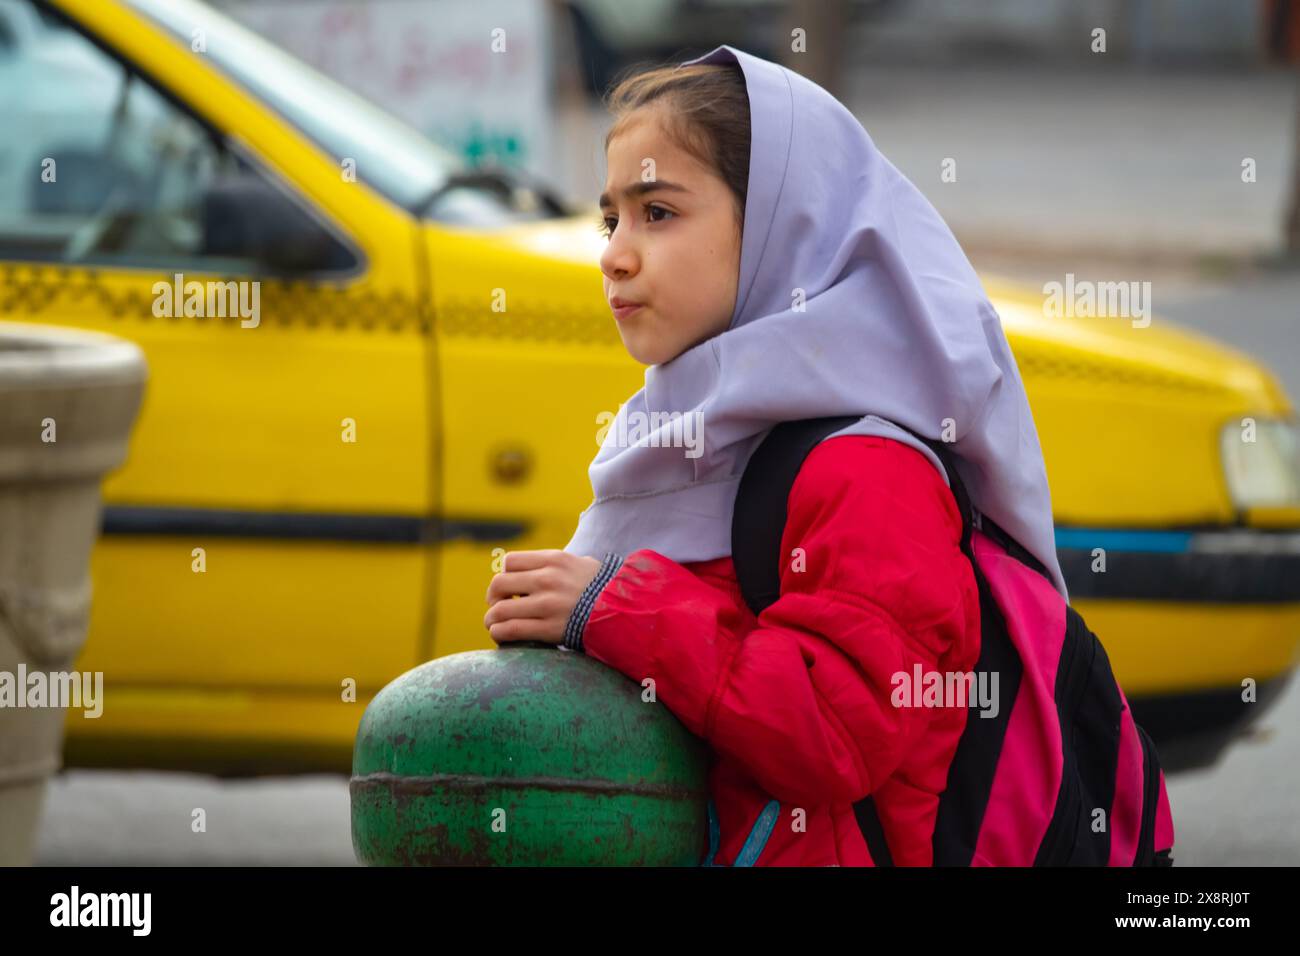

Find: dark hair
[602,62,750,231]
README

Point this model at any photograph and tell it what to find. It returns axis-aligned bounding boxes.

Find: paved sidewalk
[34,770,357,866]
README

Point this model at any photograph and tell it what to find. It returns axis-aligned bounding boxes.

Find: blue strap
[702,798,781,867]
[733,800,780,866]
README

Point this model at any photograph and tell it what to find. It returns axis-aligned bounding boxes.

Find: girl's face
[598,107,742,366]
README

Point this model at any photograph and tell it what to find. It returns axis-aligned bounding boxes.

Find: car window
[125,0,456,213]
[0,0,356,274]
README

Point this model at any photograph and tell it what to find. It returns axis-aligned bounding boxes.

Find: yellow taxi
[3,0,1297,773]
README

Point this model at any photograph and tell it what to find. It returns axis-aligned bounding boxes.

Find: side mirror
[201,175,354,274]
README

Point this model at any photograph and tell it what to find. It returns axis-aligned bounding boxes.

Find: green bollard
[350,643,709,866]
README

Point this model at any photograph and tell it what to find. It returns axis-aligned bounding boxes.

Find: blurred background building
[198,0,1300,261]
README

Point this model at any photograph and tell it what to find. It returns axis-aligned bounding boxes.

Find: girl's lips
[612,303,644,321]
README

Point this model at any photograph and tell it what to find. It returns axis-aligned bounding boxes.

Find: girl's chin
[622,335,673,366]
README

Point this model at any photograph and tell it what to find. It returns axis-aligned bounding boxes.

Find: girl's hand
[484,549,603,645]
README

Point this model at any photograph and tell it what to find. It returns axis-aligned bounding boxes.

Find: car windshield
[121,0,459,211]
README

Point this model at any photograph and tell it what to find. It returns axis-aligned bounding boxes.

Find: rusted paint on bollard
[350,644,708,866]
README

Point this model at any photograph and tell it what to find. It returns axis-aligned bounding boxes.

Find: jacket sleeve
[580,434,979,807]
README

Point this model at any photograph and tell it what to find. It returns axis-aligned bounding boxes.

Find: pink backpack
[731,416,1176,865]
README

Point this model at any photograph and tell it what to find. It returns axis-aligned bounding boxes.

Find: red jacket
[581,434,982,866]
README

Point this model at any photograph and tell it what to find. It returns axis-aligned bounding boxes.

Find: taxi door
[0,0,434,746]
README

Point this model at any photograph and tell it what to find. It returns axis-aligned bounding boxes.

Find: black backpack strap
[731,415,861,617]
[853,798,895,867]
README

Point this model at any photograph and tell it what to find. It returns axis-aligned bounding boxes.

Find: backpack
[724,415,1176,866]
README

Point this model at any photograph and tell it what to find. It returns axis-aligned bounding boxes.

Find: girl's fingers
[485,568,547,604]
[484,592,556,626]
[500,549,563,572]
[488,617,560,645]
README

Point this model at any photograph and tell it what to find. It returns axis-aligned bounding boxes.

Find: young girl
[483,45,1070,866]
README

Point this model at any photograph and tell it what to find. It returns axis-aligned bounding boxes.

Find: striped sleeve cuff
[563,552,624,653]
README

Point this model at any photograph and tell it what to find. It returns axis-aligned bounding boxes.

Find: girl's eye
[646,204,675,224]
[596,204,674,239]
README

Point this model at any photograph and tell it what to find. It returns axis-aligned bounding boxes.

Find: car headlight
[1220,417,1300,509]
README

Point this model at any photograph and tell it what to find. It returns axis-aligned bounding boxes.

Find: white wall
[214,0,559,178]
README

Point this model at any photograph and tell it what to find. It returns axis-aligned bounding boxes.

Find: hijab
[564,44,1068,600]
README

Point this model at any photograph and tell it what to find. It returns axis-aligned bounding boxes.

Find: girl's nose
[600,226,639,281]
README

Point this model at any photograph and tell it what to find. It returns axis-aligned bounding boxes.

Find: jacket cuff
[562,552,624,653]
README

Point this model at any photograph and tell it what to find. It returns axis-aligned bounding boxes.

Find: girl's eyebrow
[598,179,690,208]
